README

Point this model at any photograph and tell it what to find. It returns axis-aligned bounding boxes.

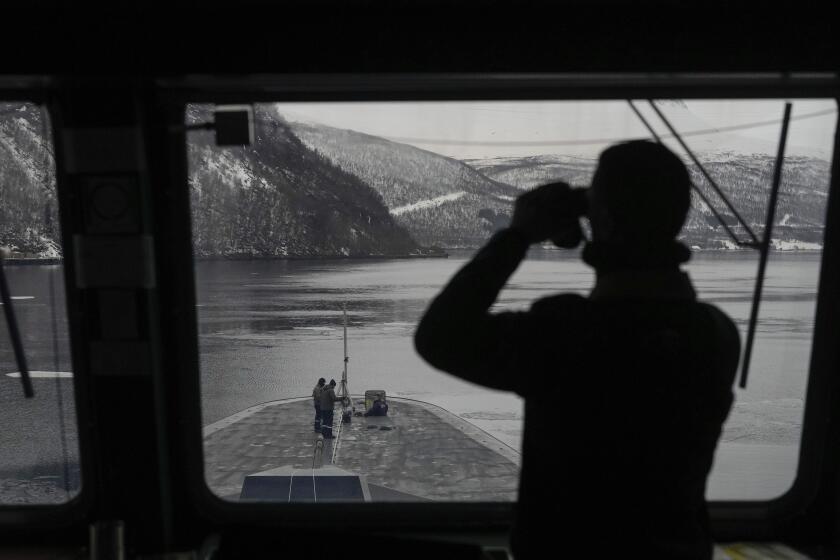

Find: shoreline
[1,253,451,266]
[193,251,450,262]
[2,247,826,266]
[2,258,63,266]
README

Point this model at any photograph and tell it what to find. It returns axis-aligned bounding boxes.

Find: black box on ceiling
[214,106,254,146]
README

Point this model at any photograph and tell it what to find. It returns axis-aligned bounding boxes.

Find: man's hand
[509,182,587,247]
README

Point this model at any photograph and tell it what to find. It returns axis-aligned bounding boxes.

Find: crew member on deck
[364,397,388,417]
[415,141,740,560]
[319,379,341,439]
[312,377,326,432]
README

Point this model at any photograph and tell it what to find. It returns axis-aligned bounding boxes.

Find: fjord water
[194,249,820,500]
[0,250,820,502]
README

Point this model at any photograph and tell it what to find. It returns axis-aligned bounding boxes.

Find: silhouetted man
[415,141,739,560]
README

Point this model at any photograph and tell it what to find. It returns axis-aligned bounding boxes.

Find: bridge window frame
[0,88,92,528]
[155,73,840,539]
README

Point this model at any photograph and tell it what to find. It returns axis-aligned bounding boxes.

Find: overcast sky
[276,99,837,161]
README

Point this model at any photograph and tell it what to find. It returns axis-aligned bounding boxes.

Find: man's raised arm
[414,182,586,391]
[414,227,531,388]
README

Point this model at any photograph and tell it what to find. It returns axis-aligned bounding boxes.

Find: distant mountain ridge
[468,152,830,250]
[466,154,596,191]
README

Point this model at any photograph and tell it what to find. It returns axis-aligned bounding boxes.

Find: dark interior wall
[0,1,838,74]
[0,1,838,557]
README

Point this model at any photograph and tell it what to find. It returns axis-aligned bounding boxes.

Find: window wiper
[0,250,34,398]
[628,100,757,248]
[645,100,763,248]
[628,100,793,389]
[740,104,792,388]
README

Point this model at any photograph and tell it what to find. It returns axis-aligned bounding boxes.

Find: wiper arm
[628,100,752,248]
[0,250,34,398]
[740,103,792,388]
[646,100,762,248]
[628,100,794,389]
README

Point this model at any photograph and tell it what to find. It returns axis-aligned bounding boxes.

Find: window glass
[189,99,835,502]
[0,102,79,504]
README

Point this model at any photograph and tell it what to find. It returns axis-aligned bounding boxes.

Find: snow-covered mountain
[468,152,830,250]
[1,102,831,258]
[686,152,829,249]
[288,117,520,247]
[0,103,59,258]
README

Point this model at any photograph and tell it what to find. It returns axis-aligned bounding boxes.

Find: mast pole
[341,303,349,398]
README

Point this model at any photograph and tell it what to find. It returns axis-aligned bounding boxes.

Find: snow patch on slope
[391,192,467,216]
[772,239,822,251]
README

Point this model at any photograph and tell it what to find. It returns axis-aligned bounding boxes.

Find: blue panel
[290,475,317,502]
[314,476,365,502]
[240,476,294,501]
[240,474,365,502]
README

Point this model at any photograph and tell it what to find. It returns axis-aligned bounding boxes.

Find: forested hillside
[187,106,420,257]
[290,119,519,247]
[0,104,59,258]
[1,102,830,257]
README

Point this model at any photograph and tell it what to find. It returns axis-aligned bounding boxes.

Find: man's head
[329,379,336,387]
[318,378,326,386]
[588,140,691,245]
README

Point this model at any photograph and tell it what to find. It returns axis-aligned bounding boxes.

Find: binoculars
[569,186,590,218]
[550,186,589,249]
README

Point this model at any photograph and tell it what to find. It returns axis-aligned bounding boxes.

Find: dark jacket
[365,401,388,417]
[414,229,739,560]
[319,385,340,410]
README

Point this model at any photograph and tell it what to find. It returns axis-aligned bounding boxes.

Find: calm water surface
[194,249,821,500]
[0,249,822,501]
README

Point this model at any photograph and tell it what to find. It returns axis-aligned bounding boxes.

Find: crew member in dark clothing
[312,377,326,432]
[415,140,740,560]
[319,379,341,439]
[364,398,388,417]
